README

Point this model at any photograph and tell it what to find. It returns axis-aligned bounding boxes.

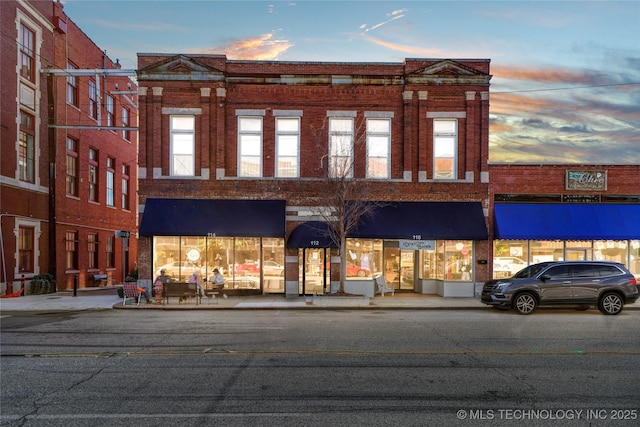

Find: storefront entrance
[383,244,415,292]
[299,248,330,295]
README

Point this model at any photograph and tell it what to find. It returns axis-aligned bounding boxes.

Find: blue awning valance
[287,221,338,248]
[494,203,640,240]
[349,201,488,240]
[139,198,285,237]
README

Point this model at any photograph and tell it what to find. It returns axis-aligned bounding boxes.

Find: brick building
[489,164,640,278]
[136,54,492,297]
[1,0,138,294]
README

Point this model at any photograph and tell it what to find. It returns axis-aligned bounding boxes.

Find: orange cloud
[195,33,293,60]
[362,35,446,57]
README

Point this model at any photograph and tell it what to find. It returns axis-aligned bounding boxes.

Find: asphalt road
[1,309,639,426]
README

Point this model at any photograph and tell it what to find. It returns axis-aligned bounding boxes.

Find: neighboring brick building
[1,0,138,294]
[136,54,492,297]
[489,164,640,278]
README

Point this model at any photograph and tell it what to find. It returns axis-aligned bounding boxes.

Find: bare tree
[314,117,385,294]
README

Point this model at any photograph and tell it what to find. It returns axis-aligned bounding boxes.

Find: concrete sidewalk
[0,288,489,311]
[1,288,639,312]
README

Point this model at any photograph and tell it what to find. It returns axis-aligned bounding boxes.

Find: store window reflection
[493,240,637,279]
[152,236,285,292]
[345,239,382,279]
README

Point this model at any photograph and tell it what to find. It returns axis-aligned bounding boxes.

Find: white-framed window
[433,119,457,179]
[122,107,130,140]
[276,117,299,177]
[366,118,390,179]
[238,117,262,177]
[106,95,114,127]
[106,157,115,207]
[89,80,98,120]
[66,138,79,197]
[329,118,354,178]
[89,148,98,202]
[122,164,130,210]
[170,115,195,176]
[19,23,35,83]
[18,111,35,183]
[66,61,78,107]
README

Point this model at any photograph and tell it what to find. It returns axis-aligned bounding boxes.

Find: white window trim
[365,118,391,179]
[328,117,354,178]
[432,118,458,180]
[275,117,300,178]
[237,116,263,178]
[170,115,196,177]
[15,218,42,277]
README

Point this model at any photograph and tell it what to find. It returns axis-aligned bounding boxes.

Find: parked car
[235,262,260,276]
[493,257,527,275]
[263,260,284,276]
[346,262,371,277]
[481,261,639,315]
[234,261,284,276]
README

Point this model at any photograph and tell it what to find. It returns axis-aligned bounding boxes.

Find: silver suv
[482,261,639,315]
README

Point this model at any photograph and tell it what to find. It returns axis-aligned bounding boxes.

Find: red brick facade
[136,54,492,291]
[1,0,138,293]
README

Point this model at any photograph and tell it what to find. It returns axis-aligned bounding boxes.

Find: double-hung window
[106,235,115,268]
[66,138,78,197]
[18,226,34,273]
[106,95,114,127]
[19,24,35,83]
[66,62,78,107]
[433,119,457,179]
[19,111,35,183]
[106,157,115,206]
[89,148,98,202]
[89,80,98,120]
[65,231,78,270]
[122,164,130,210]
[122,107,130,140]
[170,115,195,176]
[238,117,262,177]
[275,117,299,177]
[88,234,98,269]
[366,118,390,179]
[329,118,354,178]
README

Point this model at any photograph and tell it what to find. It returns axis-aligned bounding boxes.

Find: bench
[203,282,227,304]
[374,275,395,297]
[92,274,109,287]
[163,282,199,305]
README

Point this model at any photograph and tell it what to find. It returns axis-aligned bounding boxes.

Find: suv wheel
[513,292,537,315]
[598,292,623,315]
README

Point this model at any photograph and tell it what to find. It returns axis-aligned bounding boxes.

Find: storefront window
[594,240,627,264]
[345,239,382,279]
[444,240,473,281]
[420,248,437,280]
[493,240,638,280]
[630,240,640,279]
[152,236,284,291]
[530,240,564,263]
[493,240,529,278]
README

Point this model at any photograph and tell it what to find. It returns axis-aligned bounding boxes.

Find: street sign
[115,230,131,238]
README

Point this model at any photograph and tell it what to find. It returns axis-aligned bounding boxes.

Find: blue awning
[349,201,488,240]
[139,198,285,237]
[287,221,338,248]
[494,203,640,240]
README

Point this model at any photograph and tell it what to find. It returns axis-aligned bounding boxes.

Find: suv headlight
[495,282,511,292]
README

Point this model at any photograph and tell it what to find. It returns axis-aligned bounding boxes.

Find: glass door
[399,250,415,290]
[383,243,416,292]
[299,248,328,295]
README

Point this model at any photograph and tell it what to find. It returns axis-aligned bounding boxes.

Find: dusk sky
[62,0,640,165]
